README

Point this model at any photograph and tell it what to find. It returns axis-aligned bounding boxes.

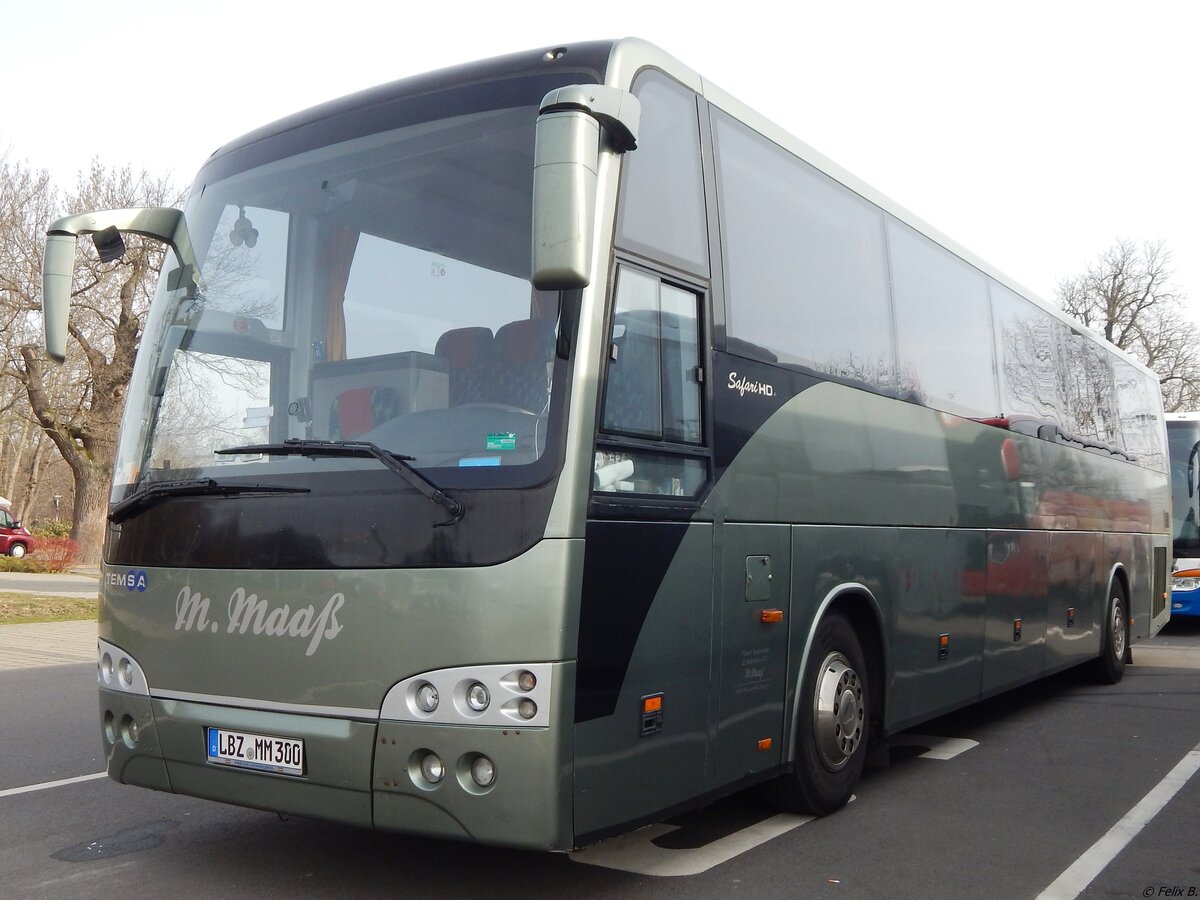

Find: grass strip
[0,594,98,625]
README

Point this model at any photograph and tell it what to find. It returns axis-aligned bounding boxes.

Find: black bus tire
[763,612,869,815]
[1091,583,1128,685]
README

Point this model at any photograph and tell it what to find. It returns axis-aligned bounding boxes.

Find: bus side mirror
[532,108,599,291]
[41,207,198,365]
[42,234,77,362]
[531,86,639,292]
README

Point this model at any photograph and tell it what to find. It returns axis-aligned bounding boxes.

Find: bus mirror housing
[532,85,640,291]
[42,207,200,364]
[42,234,78,363]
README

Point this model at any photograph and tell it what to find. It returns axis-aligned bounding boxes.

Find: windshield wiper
[216,439,465,526]
[109,478,311,524]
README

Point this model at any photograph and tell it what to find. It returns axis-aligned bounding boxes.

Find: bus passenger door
[715,523,791,785]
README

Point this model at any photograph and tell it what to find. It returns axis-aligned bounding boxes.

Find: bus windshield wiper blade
[216,439,465,526]
[109,478,311,524]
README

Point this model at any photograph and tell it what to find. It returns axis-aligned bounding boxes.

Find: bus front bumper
[98,670,574,849]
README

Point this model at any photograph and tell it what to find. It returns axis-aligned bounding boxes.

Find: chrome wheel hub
[813,651,865,772]
[1111,598,1126,659]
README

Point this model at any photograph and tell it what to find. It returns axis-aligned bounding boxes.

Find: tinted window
[887,218,998,416]
[1115,358,1166,468]
[601,266,702,444]
[1062,332,1120,443]
[714,111,892,384]
[595,265,706,501]
[1168,419,1200,555]
[342,233,530,358]
[991,282,1070,426]
[616,72,708,274]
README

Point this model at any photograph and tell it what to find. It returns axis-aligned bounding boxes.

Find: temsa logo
[106,569,148,592]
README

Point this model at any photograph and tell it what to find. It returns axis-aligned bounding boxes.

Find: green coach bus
[42,38,1170,850]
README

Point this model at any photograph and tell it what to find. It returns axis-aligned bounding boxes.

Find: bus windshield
[1168,417,1200,557]
[113,104,563,501]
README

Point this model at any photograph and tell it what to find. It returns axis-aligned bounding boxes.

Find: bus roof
[198,36,1160,385]
[605,37,1163,384]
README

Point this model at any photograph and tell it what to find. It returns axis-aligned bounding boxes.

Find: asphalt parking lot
[0,611,1196,899]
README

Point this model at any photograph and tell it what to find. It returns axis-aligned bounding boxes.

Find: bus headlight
[1173,576,1200,592]
[420,753,445,784]
[465,682,490,712]
[415,682,439,713]
[96,640,150,696]
[516,670,537,692]
[470,755,496,787]
[380,663,552,726]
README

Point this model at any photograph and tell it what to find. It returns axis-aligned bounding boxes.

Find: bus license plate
[206,727,305,777]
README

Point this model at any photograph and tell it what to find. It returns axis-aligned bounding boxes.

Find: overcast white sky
[3,0,1196,313]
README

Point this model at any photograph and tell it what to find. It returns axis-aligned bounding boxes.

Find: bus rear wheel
[1091,583,1128,684]
[763,612,869,815]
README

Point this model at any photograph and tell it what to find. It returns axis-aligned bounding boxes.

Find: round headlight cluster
[98,645,143,693]
[507,669,538,720]
[516,671,537,692]
[102,712,140,750]
[387,664,549,726]
[407,750,497,793]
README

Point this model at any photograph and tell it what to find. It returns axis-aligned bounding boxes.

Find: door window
[596,265,707,498]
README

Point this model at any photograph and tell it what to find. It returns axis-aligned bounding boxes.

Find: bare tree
[1,155,181,560]
[1056,239,1200,411]
[0,154,66,523]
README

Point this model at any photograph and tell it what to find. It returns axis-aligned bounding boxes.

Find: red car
[0,507,34,557]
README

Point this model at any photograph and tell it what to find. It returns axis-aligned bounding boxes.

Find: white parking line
[571,812,815,876]
[0,772,107,799]
[1036,741,1200,900]
[572,733,982,877]
[890,734,980,760]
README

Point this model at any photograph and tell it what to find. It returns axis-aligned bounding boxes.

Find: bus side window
[596,265,706,498]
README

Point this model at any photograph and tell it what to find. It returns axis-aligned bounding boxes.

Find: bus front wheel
[764,612,869,815]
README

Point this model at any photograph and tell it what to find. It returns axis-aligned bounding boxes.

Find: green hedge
[31,521,73,538]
